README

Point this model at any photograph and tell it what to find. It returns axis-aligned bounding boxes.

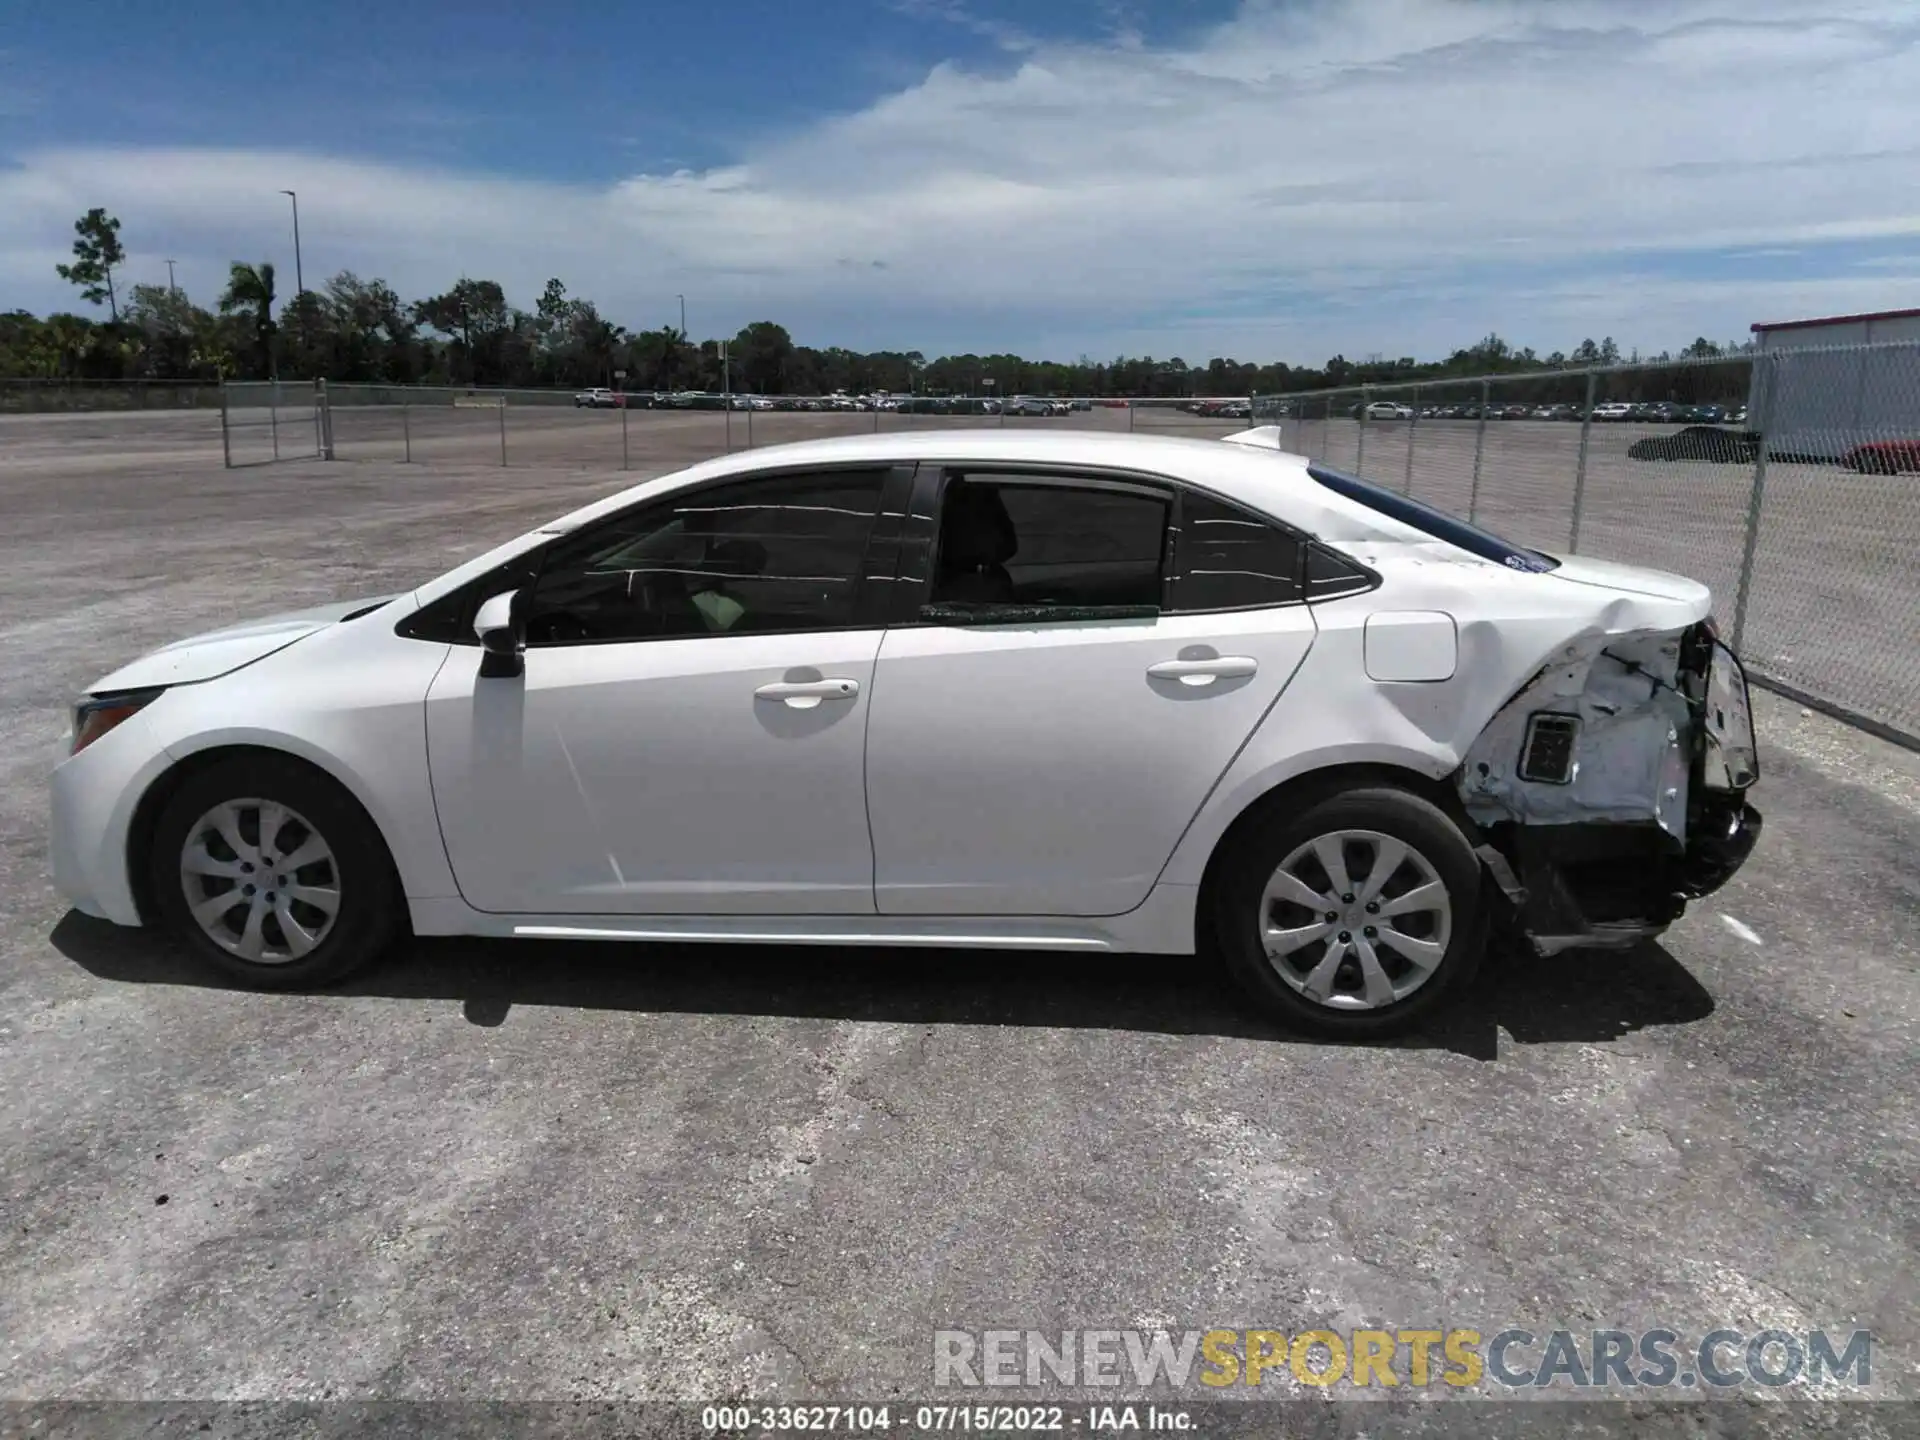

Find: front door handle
[755,677,861,708]
[1147,656,1259,685]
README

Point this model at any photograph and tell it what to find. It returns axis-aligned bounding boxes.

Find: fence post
[402,399,412,463]
[220,380,233,468]
[1468,378,1490,522]
[621,398,629,469]
[746,397,754,450]
[1568,369,1598,553]
[269,380,281,461]
[1730,353,1777,653]
[1356,385,1370,475]
[1128,400,1135,434]
[1403,384,1419,495]
[316,377,334,459]
[1318,398,1329,459]
[872,400,880,435]
[498,393,507,467]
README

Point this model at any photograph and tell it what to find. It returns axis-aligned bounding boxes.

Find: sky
[4,0,1920,365]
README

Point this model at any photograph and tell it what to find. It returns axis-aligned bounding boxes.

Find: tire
[1212,785,1486,1039]
[150,753,402,990]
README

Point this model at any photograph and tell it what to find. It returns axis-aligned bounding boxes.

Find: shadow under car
[54,911,1715,1064]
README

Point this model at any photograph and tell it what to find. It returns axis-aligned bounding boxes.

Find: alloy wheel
[1259,828,1453,1010]
[177,798,342,964]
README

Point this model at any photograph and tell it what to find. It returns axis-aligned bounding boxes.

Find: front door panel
[426,631,882,915]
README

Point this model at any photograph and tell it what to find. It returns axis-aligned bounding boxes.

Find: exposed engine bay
[1457,619,1762,955]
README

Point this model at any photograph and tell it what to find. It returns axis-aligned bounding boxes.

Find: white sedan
[50,429,1761,1038]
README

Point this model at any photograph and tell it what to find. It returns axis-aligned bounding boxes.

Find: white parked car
[573,388,623,409]
[50,430,1760,1037]
[1364,401,1414,421]
[1592,402,1635,422]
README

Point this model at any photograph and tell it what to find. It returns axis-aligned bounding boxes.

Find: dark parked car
[1843,439,1920,474]
[1627,426,1759,463]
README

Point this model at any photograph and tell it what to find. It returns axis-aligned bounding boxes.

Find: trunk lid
[1544,554,1712,610]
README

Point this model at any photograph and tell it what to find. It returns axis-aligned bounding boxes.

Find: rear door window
[929,474,1170,612]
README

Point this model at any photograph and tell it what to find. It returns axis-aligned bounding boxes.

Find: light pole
[280,189,306,376]
[279,190,304,298]
[164,258,178,293]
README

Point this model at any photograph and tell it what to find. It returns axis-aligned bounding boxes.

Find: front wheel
[150,754,403,990]
[1213,786,1486,1038]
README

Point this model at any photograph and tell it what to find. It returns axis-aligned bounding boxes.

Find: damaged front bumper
[1459,619,1762,956]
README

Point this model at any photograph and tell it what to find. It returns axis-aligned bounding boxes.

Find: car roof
[544,429,1337,528]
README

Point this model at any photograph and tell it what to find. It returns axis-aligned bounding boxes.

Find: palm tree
[219,261,278,379]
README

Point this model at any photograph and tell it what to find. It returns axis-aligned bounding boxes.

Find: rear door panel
[865,607,1315,915]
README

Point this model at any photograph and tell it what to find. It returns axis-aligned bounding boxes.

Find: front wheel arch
[126,744,408,934]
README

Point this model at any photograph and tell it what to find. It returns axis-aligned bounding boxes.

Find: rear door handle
[755,678,861,708]
[1147,656,1258,685]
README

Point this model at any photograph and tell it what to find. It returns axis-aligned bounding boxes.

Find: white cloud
[4,0,1919,361]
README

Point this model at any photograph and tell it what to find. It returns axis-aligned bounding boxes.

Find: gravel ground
[0,412,1914,1436]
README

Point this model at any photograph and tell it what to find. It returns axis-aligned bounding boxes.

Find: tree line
[3,207,1759,400]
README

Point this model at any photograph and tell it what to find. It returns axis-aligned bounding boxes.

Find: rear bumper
[1496,802,1760,957]
[1679,798,1763,899]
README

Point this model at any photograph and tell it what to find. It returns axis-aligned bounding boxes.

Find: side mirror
[474,589,525,679]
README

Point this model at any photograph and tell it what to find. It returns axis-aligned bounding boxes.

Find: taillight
[71,690,163,755]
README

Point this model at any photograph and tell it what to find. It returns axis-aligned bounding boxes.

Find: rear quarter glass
[1306,463,1559,572]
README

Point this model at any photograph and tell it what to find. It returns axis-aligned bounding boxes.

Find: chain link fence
[219,380,327,467]
[281,385,1258,471]
[1256,340,1920,747]
[2,378,225,412]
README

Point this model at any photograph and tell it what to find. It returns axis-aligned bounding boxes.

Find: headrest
[940,483,1018,570]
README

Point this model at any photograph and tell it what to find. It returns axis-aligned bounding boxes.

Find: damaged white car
[49,428,1759,1038]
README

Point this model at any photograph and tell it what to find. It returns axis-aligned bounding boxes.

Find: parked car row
[578,390,1746,428]
[574,391,1112,415]
[1342,400,1748,424]
[1595,402,1745,425]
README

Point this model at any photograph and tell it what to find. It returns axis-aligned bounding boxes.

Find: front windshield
[1306,462,1560,572]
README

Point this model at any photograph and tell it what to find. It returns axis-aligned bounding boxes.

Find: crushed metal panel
[1459,628,1692,841]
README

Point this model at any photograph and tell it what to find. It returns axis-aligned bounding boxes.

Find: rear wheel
[150,754,402,990]
[1213,786,1486,1038]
